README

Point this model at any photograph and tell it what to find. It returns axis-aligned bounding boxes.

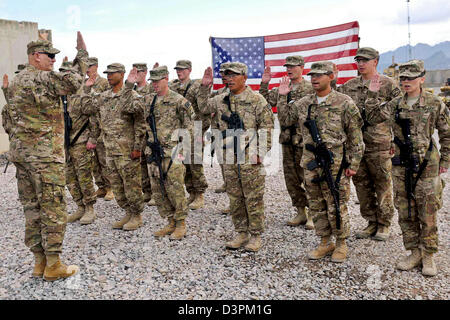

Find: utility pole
[407,0,412,60]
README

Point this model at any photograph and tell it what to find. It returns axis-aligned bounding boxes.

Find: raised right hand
[278,76,291,95]
[261,66,271,84]
[127,67,139,84]
[153,62,159,69]
[76,31,87,51]
[85,76,96,87]
[202,67,213,87]
[2,74,8,89]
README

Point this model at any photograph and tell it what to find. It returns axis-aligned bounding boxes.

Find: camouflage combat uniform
[197,64,274,239]
[370,70,450,254]
[63,81,97,209]
[169,77,209,197]
[145,68,194,225]
[278,63,364,241]
[339,72,401,230]
[7,42,88,256]
[89,74,111,192]
[259,57,314,216]
[81,64,146,221]
[134,75,155,202]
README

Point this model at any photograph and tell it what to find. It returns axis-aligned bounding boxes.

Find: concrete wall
[0,19,39,153]
[425,69,450,88]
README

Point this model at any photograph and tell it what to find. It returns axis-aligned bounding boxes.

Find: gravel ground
[0,133,448,300]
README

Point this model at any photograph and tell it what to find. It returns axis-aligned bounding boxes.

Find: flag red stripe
[264,21,359,42]
[264,35,359,55]
[265,49,358,67]
[269,63,358,78]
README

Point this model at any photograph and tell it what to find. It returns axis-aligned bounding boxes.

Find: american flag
[210,21,360,91]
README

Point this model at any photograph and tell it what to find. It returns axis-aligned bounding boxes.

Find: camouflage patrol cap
[15,64,26,74]
[355,47,379,60]
[307,61,334,75]
[149,66,169,81]
[174,60,192,69]
[284,56,305,67]
[219,62,231,73]
[59,61,73,72]
[224,62,248,75]
[399,60,425,77]
[27,39,60,55]
[87,57,99,67]
[133,63,148,72]
[103,63,126,74]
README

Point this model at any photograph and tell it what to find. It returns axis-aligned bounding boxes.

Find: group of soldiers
[1,31,449,282]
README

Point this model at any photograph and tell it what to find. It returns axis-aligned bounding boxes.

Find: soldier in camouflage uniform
[132,63,155,206]
[82,63,147,231]
[169,60,208,210]
[260,55,315,229]
[338,47,401,241]
[133,66,194,240]
[278,61,364,263]
[5,34,88,281]
[85,57,114,201]
[59,61,98,225]
[438,78,450,109]
[198,63,274,252]
[370,60,449,276]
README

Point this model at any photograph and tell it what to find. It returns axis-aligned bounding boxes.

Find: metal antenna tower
[407,0,412,60]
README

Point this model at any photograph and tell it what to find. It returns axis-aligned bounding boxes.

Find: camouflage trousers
[93,140,111,190]
[186,124,209,194]
[149,158,188,221]
[393,172,444,253]
[141,151,152,199]
[15,162,67,255]
[65,143,96,207]
[353,151,394,226]
[282,144,307,209]
[304,165,351,239]
[105,155,144,214]
[224,163,266,235]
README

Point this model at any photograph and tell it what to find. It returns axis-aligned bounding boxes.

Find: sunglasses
[38,52,56,59]
[399,76,420,81]
[354,58,371,64]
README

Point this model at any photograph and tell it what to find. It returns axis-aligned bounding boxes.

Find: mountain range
[377,41,450,72]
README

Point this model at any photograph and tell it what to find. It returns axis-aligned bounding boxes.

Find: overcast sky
[1,0,449,79]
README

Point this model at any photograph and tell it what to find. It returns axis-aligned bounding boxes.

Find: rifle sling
[69,120,90,147]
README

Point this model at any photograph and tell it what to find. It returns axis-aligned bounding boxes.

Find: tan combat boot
[104,189,114,201]
[67,206,85,223]
[287,207,307,226]
[226,232,250,250]
[373,224,390,241]
[80,203,96,225]
[112,212,132,229]
[421,250,437,277]
[153,218,176,237]
[32,252,46,277]
[244,235,262,252]
[148,197,156,206]
[305,210,315,230]
[396,248,422,271]
[215,184,226,193]
[331,238,348,263]
[308,236,335,260]
[123,213,143,231]
[355,221,378,239]
[43,255,79,282]
[189,193,204,210]
[95,188,107,198]
[169,220,186,240]
[187,193,196,205]
[143,192,152,203]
